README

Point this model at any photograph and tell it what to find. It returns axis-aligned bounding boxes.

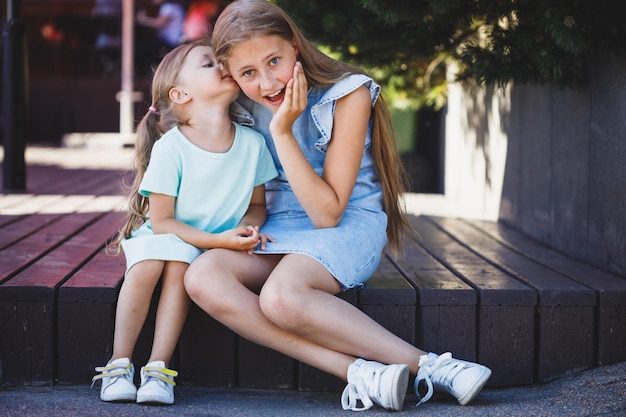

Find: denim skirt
[255,206,388,290]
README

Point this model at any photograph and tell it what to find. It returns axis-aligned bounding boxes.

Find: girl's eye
[203,62,215,68]
[242,69,254,77]
[269,57,279,66]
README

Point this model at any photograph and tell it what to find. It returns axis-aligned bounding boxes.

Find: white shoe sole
[457,367,492,405]
[136,392,174,405]
[388,364,410,411]
[100,392,137,402]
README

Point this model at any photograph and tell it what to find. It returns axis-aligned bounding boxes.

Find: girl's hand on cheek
[291,61,308,111]
[270,62,308,137]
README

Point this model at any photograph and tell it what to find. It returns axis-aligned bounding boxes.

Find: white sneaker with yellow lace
[136,360,178,405]
[92,357,137,402]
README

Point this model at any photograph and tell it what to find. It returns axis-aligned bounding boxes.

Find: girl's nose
[258,70,276,91]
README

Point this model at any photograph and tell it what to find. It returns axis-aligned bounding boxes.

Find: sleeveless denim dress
[231,74,387,290]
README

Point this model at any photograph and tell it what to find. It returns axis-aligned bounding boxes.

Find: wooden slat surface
[0,146,131,385]
[412,216,536,386]
[1,146,625,389]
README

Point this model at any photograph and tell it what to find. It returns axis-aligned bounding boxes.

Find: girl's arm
[270,64,371,228]
[237,184,274,252]
[238,185,268,228]
[148,192,261,252]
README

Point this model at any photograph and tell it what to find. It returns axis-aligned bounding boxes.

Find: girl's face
[226,35,299,113]
[176,45,239,103]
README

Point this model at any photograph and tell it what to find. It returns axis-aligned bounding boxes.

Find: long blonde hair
[212,0,413,256]
[110,39,212,252]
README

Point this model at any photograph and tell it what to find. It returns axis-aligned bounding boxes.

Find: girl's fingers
[292,62,307,109]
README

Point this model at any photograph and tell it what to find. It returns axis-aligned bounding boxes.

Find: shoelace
[90,362,133,388]
[142,365,178,386]
[415,352,465,406]
[341,364,383,411]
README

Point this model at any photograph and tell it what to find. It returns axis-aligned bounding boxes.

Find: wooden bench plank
[47,173,128,198]
[25,167,115,196]
[178,305,237,388]
[76,196,126,213]
[0,194,35,210]
[0,195,68,215]
[360,254,417,345]
[239,339,297,390]
[57,247,126,384]
[19,166,79,193]
[467,218,626,366]
[0,300,53,385]
[0,214,22,228]
[389,224,477,363]
[0,211,125,385]
[428,216,596,383]
[0,214,64,253]
[412,216,537,386]
[0,212,102,285]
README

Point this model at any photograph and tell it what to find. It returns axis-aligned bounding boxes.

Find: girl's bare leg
[260,254,424,374]
[185,250,357,379]
[111,260,164,361]
[147,261,190,367]
[185,250,423,379]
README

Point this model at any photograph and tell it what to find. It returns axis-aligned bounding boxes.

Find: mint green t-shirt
[136,123,277,235]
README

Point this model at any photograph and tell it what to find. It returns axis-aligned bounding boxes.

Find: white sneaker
[341,359,409,411]
[415,352,491,406]
[92,357,137,402]
[136,360,178,405]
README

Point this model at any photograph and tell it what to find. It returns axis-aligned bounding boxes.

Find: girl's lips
[265,88,285,104]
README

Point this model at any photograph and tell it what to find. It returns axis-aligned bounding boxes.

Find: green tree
[274,0,626,109]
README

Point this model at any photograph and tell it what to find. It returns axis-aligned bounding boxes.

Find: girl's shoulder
[313,74,380,108]
[155,125,181,141]
[151,126,185,153]
[309,74,381,143]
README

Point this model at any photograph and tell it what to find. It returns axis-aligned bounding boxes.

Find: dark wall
[499,54,626,276]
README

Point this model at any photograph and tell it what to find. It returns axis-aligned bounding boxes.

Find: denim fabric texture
[231,74,388,289]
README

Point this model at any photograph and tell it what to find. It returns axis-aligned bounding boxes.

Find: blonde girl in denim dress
[185,0,491,411]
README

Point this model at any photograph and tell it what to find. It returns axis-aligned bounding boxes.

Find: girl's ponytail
[108,108,162,253]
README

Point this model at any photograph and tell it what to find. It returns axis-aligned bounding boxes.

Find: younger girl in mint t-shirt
[91,38,277,406]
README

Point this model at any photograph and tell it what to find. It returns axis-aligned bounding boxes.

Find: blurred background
[1,0,625,195]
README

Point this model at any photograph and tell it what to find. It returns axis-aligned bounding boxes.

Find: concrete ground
[1,361,625,417]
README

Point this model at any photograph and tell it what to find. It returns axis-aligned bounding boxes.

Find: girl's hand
[216,226,261,252]
[216,226,275,255]
[242,225,275,255]
[270,61,308,137]
[256,231,276,253]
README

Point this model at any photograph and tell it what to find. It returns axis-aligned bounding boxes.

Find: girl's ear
[169,87,191,104]
[292,38,299,57]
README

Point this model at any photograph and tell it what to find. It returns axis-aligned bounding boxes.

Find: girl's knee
[184,257,217,300]
[259,280,306,330]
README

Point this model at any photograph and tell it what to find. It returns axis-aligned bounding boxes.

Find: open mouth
[265,88,285,104]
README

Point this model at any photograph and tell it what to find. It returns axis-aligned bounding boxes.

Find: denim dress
[231,74,387,290]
